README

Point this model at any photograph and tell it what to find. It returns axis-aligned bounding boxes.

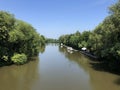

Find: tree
[0,11,45,65]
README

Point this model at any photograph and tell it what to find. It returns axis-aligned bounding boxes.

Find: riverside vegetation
[59,0,120,72]
[0,0,120,72]
[0,11,45,66]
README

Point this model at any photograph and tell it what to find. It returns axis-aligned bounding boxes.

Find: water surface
[0,44,120,90]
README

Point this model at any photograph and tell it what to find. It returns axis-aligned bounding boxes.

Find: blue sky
[0,0,117,38]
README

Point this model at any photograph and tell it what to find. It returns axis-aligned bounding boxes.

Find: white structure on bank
[61,43,63,46]
[81,47,87,51]
[67,47,73,51]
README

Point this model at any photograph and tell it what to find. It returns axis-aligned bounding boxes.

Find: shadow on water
[90,61,120,86]
[59,45,94,73]
[0,44,46,90]
[0,58,40,90]
[89,57,120,75]
[0,60,13,67]
[114,78,120,85]
[59,45,120,88]
[39,44,46,54]
[0,44,46,67]
[59,45,120,75]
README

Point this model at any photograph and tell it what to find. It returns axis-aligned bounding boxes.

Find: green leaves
[0,11,45,65]
[59,0,120,64]
[9,29,24,42]
[0,26,9,44]
[11,53,27,65]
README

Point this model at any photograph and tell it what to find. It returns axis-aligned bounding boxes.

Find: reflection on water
[39,44,46,53]
[0,59,39,90]
[59,45,120,90]
[39,44,91,90]
[0,44,120,90]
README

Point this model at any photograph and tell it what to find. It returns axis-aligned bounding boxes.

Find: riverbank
[61,44,98,59]
[80,51,98,59]
[0,60,12,67]
[60,44,120,74]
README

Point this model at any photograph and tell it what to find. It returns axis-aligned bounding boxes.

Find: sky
[0,0,117,39]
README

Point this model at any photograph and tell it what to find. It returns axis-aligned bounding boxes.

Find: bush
[11,53,27,65]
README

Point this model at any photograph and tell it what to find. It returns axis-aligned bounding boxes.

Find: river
[0,44,120,90]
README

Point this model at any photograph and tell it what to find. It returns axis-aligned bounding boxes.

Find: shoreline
[61,44,98,59]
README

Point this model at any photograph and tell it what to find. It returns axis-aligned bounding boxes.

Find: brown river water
[0,44,120,90]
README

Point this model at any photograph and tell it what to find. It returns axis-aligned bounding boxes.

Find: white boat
[67,49,73,54]
[81,47,87,51]
[61,43,63,46]
[67,47,73,51]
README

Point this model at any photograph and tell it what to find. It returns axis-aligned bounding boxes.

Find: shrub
[11,53,27,65]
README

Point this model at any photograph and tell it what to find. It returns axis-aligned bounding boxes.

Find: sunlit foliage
[59,0,120,70]
[0,11,45,65]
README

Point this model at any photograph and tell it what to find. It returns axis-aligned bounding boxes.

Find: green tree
[0,11,45,65]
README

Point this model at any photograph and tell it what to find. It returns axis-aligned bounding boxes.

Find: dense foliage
[45,38,59,43]
[59,31,91,49]
[59,0,120,71]
[0,11,45,65]
[11,53,27,65]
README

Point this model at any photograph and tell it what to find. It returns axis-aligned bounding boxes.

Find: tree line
[0,11,45,65]
[45,38,59,43]
[59,0,120,71]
